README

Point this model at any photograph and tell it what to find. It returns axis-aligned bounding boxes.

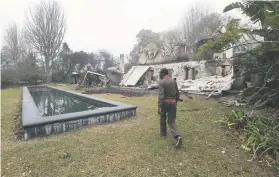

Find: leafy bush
[220,110,279,164]
[1,53,43,87]
[245,118,279,159]
[220,110,247,129]
[17,60,42,84]
[1,68,17,88]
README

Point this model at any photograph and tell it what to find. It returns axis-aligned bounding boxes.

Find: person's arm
[175,81,180,102]
[158,82,164,114]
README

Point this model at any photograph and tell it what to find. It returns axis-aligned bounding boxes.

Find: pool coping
[22,86,137,127]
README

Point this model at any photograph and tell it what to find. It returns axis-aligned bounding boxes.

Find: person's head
[159,68,169,79]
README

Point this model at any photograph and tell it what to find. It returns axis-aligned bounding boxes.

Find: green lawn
[1,87,276,177]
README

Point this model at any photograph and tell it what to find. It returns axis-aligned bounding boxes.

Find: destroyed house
[120,25,261,93]
[120,39,234,90]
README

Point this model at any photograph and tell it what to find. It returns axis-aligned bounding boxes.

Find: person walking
[158,68,182,148]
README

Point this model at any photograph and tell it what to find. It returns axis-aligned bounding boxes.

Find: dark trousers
[160,102,181,139]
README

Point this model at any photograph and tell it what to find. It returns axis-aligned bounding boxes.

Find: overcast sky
[0,0,238,57]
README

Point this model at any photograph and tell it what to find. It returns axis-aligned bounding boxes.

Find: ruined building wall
[146,59,233,84]
[137,44,192,65]
[138,52,172,65]
[108,73,123,85]
[106,54,125,85]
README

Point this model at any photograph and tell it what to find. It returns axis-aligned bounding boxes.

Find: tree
[223,1,279,41]
[160,29,184,58]
[162,29,183,46]
[52,44,112,82]
[129,29,163,64]
[2,23,26,68]
[88,52,102,71]
[17,53,41,84]
[1,46,17,86]
[71,51,90,71]
[194,13,224,40]
[1,46,12,69]
[198,1,279,107]
[180,3,223,53]
[58,42,73,80]
[223,1,267,28]
[1,45,42,86]
[1,23,28,86]
[130,44,140,64]
[197,19,246,57]
[100,50,115,71]
[136,29,163,48]
[25,0,66,82]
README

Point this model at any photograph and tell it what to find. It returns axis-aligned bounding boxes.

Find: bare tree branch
[180,3,222,53]
[4,23,20,64]
[2,23,28,71]
[25,0,66,82]
[247,60,279,104]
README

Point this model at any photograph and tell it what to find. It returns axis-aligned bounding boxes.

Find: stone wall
[24,109,136,139]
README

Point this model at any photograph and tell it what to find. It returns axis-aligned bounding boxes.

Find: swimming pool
[22,86,137,139]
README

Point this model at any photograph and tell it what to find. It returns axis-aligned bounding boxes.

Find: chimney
[119,54,125,74]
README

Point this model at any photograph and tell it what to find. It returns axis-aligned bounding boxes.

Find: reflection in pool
[30,88,107,117]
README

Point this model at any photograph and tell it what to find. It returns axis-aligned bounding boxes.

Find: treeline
[1,40,117,86]
[52,43,117,82]
[1,0,117,87]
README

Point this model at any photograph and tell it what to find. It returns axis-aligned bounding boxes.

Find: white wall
[148,60,212,83]
[146,59,233,83]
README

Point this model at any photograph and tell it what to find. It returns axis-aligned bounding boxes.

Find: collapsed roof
[120,66,150,87]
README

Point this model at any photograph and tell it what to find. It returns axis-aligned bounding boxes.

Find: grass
[1,86,277,177]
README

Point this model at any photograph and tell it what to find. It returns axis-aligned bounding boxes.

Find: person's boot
[175,136,182,149]
[160,134,167,138]
[160,121,167,137]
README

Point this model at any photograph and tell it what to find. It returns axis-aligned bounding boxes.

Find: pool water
[30,89,107,117]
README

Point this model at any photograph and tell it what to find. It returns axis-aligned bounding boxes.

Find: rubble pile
[179,72,234,94]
